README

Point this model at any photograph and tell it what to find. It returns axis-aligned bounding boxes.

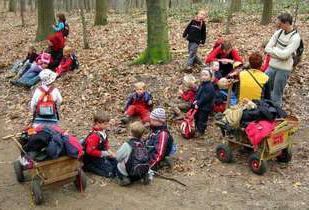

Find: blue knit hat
[150,108,166,122]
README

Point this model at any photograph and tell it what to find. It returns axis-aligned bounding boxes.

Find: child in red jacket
[122,82,152,124]
[172,74,197,119]
[83,112,117,178]
[55,46,73,76]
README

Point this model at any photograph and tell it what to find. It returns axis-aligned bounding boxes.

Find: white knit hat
[150,108,166,122]
[39,69,57,86]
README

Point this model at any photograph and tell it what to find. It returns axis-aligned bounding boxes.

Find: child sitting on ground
[122,82,152,124]
[146,108,174,170]
[115,121,150,186]
[193,68,216,137]
[55,46,73,76]
[183,10,207,72]
[11,52,51,88]
[11,45,38,77]
[83,112,117,178]
[31,69,62,127]
[172,74,197,120]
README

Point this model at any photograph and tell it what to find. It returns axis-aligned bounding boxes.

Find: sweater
[53,21,65,32]
[115,142,132,176]
[205,46,243,64]
[265,29,301,71]
[183,19,206,44]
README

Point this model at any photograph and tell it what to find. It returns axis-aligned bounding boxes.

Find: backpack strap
[275,29,284,47]
[246,70,263,90]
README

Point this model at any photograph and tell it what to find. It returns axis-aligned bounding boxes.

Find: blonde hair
[134,82,146,90]
[130,121,145,139]
[198,10,207,17]
[63,46,72,55]
[183,74,196,87]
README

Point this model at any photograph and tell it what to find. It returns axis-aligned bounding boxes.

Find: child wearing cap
[55,46,73,76]
[146,108,174,170]
[11,52,52,88]
[172,74,197,119]
[83,112,117,178]
[122,82,153,124]
[115,121,150,186]
[31,69,62,126]
[193,68,216,137]
[183,10,207,72]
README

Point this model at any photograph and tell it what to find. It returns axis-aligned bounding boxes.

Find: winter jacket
[239,69,271,101]
[183,19,206,44]
[195,81,216,111]
[55,56,73,76]
[48,32,65,52]
[265,29,301,71]
[181,88,196,103]
[125,91,152,111]
[261,54,270,72]
[205,46,243,64]
[84,128,111,158]
[115,141,133,176]
[146,125,173,168]
[53,21,65,32]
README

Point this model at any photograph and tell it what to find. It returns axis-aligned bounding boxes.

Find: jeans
[187,42,203,67]
[17,68,40,87]
[265,67,290,107]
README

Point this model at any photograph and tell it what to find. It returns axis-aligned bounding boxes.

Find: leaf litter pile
[0,10,308,190]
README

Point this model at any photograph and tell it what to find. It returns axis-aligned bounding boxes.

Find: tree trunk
[225,0,233,34]
[20,0,25,26]
[94,0,107,25]
[36,0,55,41]
[80,0,90,49]
[9,0,16,12]
[231,0,241,12]
[133,0,170,64]
[261,0,272,25]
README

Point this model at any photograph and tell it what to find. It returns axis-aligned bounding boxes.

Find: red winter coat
[205,46,243,64]
[181,89,196,103]
[55,56,73,76]
[85,128,111,158]
[48,32,65,52]
[261,54,270,72]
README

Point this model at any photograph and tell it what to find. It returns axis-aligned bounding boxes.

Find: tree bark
[94,0,107,25]
[80,0,90,49]
[133,0,170,64]
[225,0,233,34]
[36,0,55,41]
[20,0,25,26]
[261,0,272,25]
[9,0,16,12]
[231,0,241,12]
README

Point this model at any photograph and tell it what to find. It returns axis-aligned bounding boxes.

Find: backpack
[70,53,79,70]
[276,29,304,67]
[62,22,69,37]
[35,87,57,118]
[126,139,150,177]
[180,109,197,139]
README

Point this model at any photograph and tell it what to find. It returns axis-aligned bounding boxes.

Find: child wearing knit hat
[146,108,174,170]
[122,82,153,124]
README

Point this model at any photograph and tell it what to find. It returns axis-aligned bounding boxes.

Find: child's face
[64,51,70,57]
[211,62,220,71]
[150,118,164,127]
[201,71,211,82]
[28,47,35,54]
[41,63,49,69]
[135,87,145,95]
[197,13,206,21]
[95,121,109,130]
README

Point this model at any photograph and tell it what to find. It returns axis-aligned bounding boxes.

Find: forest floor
[0,9,309,210]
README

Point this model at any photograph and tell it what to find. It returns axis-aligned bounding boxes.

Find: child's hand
[178,89,184,95]
[148,100,152,105]
[194,104,199,109]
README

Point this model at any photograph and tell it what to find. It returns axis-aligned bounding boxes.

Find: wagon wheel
[277,148,292,163]
[74,169,87,192]
[31,176,43,205]
[248,153,267,175]
[13,160,24,182]
[216,144,233,163]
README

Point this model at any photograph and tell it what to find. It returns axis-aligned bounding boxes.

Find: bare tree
[20,0,25,27]
[80,0,90,49]
[94,0,107,25]
[260,0,272,25]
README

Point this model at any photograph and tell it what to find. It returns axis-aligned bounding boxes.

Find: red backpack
[180,109,197,139]
[35,87,57,118]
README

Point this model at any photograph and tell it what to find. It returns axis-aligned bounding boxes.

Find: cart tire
[248,153,267,175]
[31,177,43,205]
[216,144,233,163]
[13,161,24,182]
[277,148,292,163]
[75,169,87,192]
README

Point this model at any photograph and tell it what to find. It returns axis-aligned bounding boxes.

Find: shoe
[183,66,193,73]
[194,131,204,138]
[141,174,151,185]
[10,80,21,86]
[120,116,130,124]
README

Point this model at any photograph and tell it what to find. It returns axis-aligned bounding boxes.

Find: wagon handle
[11,136,27,155]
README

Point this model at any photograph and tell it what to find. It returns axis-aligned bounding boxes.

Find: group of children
[10,13,77,88]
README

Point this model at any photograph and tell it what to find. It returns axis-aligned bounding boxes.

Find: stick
[153,171,187,187]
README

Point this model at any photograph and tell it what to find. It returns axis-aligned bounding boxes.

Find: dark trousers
[195,109,211,134]
[84,156,117,178]
[49,48,63,70]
